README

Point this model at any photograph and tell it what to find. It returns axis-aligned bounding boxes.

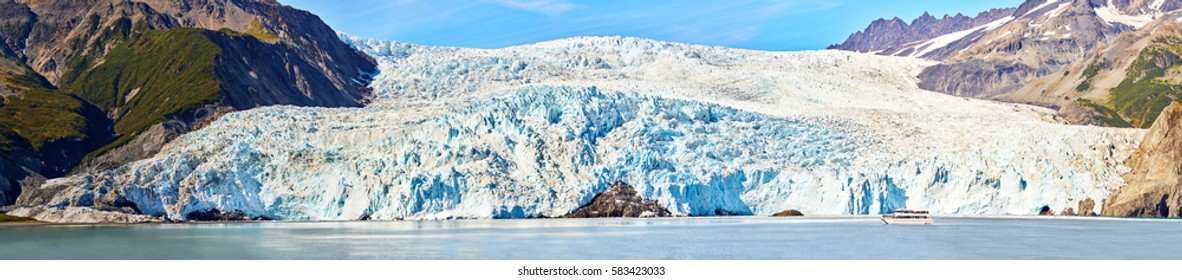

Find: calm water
[2,217,1180,260]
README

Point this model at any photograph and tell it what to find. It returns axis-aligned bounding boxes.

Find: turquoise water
[2,217,1180,259]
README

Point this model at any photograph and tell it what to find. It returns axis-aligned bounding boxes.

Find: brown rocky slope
[1102,102,1182,217]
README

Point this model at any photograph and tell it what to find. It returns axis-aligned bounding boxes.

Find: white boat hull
[881,217,934,225]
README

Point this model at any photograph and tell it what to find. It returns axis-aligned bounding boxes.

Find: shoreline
[3,214,1179,226]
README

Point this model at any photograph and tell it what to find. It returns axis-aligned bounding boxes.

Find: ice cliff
[21,36,1146,221]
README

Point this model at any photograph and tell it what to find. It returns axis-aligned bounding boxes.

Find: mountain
[1102,101,1182,217]
[832,0,1182,99]
[1003,13,1182,128]
[0,0,376,206]
[7,36,1142,222]
[827,9,1017,53]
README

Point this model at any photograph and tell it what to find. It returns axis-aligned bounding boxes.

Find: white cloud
[481,0,578,15]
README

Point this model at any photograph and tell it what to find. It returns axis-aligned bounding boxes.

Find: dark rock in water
[185,209,251,221]
[1078,198,1097,216]
[713,208,742,216]
[563,182,671,218]
[1038,206,1055,216]
[771,209,804,217]
[1060,207,1076,216]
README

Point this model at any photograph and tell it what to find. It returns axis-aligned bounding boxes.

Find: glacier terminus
[12,35,1145,222]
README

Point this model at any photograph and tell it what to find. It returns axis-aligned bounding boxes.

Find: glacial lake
[2,217,1180,260]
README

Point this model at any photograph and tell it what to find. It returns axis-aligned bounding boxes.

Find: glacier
[25,35,1145,221]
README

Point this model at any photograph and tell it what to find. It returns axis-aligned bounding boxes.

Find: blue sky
[282,0,1023,51]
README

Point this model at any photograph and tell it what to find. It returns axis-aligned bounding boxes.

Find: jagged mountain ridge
[8,36,1143,222]
[827,8,1017,53]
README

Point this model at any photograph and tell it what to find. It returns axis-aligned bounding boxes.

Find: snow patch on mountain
[1095,0,1158,28]
[1023,0,1061,17]
[906,16,1014,58]
[35,36,1145,221]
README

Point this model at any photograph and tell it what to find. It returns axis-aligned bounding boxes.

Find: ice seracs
[28,35,1145,221]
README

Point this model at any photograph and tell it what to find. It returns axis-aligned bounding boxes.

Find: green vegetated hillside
[64,25,225,159]
[0,88,94,152]
[0,63,98,154]
[1075,98,1133,128]
[0,17,279,162]
[1077,36,1182,129]
[1108,37,1182,128]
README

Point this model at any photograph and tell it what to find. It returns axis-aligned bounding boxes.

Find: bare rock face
[563,182,671,218]
[1060,207,1076,216]
[1102,102,1182,217]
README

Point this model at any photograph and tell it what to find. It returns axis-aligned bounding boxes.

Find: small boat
[881,210,934,225]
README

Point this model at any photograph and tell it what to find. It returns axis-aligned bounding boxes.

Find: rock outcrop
[1039,206,1055,216]
[1078,198,1097,216]
[6,206,160,223]
[1102,102,1182,217]
[563,182,672,218]
[771,209,804,217]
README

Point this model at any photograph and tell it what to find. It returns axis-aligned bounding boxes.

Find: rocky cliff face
[1102,102,1182,217]
[0,0,376,207]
